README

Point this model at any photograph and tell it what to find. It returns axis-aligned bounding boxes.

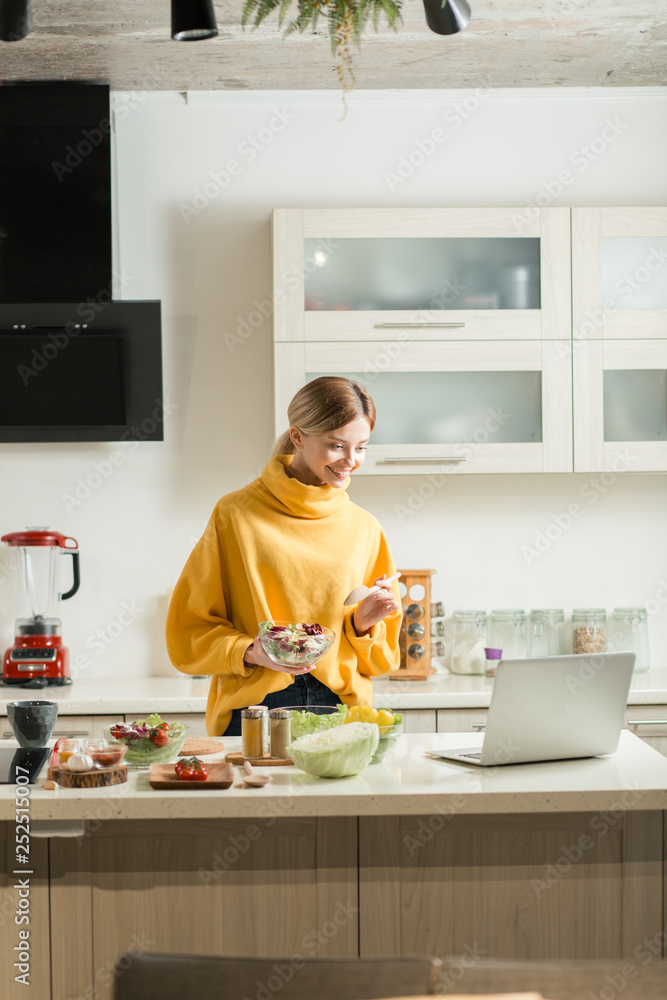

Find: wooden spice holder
[390,568,440,681]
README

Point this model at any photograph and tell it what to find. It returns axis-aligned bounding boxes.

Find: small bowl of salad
[258,621,335,668]
[104,714,188,767]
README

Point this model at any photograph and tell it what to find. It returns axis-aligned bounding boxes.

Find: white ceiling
[0,0,666,91]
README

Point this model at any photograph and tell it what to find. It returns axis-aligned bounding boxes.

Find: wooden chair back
[113,953,443,1000]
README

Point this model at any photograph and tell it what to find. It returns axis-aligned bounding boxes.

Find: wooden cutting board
[48,764,128,788]
[225,751,294,767]
[179,738,225,756]
[149,761,234,789]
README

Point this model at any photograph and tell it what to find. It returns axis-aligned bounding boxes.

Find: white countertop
[2,731,667,822]
[1,668,667,715]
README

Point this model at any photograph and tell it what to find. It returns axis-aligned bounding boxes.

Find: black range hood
[0,82,163,442]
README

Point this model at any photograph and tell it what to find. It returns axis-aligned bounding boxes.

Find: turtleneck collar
[255,455,351,519]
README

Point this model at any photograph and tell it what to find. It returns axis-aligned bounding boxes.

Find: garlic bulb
[67,752,94,772]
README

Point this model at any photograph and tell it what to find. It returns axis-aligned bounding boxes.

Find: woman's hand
[243,636,315,675]
[352,575,400,637]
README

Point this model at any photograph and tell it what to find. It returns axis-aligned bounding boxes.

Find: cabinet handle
[380,456,468,464]
[472,723,487,730]
[627,720,667,726]
[374,322,466,329]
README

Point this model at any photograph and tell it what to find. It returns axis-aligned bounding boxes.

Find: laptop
[427,651,636,766]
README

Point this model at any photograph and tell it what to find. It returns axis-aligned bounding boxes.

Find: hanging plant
[241,0,403,96]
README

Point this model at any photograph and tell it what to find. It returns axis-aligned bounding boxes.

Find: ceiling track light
[171,0,218,41]
[0,0,32,42]
[422,0,471,36]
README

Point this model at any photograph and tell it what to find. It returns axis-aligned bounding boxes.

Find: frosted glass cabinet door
[275,340,573,474]
[574,340,667,472]
[573,208,667,340]
[274,208,571,343]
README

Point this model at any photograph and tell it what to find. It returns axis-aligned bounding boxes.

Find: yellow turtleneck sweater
[166,455,402,735]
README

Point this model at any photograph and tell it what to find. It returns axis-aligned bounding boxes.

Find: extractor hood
[0,81,163,443]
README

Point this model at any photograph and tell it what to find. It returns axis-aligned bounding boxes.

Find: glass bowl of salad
[104,714,188,767]
[281,704,348,742]
[258,621,335,668]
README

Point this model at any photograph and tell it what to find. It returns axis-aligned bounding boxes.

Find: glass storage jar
[451,611,488,675]
[489,610,527,659]
[609,608,649,672]
[571,609,607,654]
[528,609,566,657]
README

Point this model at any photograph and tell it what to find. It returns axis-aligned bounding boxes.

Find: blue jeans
[225,672,341,736]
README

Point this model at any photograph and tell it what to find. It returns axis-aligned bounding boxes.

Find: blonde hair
[271,377,376,457]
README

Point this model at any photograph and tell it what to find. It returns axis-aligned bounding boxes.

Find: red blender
[1,528,80,688]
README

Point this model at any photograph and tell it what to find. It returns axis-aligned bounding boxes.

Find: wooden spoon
[241,761,271,787]
[343,572,401,606]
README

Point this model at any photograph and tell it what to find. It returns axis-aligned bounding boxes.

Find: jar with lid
[489,610,527,659]
[241,706,268,759]
[528,609,565,657]
[269,708,292,758]
[609,608,649,672]
[451,611,488,675]
[572,609,606,654]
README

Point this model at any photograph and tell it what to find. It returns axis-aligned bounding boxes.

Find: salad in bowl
[259,621,335,668]
[104,714,187,767]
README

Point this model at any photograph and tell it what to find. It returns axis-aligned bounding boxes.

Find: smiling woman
[165,376,402,737]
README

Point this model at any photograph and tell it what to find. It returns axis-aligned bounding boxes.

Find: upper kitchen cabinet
[273,208,573,475]
[273,208,571,343]
[573,209,667,472]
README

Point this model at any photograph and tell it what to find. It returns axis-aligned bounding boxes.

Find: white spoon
[343,572,401,606]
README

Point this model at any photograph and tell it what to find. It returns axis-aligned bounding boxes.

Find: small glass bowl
[371,720,404,764]
[88,742,127,768]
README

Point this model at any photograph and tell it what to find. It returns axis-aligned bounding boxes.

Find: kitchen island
[1,731,666,1000]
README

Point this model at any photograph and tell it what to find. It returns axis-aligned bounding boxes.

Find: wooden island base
[1,808,663,1000]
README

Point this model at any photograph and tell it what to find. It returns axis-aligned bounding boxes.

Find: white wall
[2,87,667,680]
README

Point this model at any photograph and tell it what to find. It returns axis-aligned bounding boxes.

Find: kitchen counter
[1,730,666,822]
[2,666,667,714]
[1,730,666,1000]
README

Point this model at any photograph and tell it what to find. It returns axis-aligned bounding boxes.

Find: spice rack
[391,569,445,681]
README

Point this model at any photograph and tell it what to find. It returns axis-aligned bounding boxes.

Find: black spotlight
[0,0,32,41]
[171,0,218,40]
[423,0,471,35]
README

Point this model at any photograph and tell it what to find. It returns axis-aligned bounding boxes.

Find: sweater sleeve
[343,527,402,678]
[165,514,255,679]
